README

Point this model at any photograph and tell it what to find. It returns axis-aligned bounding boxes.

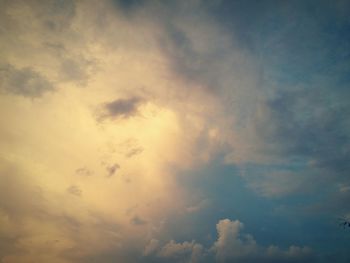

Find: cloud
[211,219,315,263]
[0,64,54,98]
[106,163,120,177]
[1,0,350,262]
[158,240,204,263]
[144,239,204,263]
[0,0,95,99]
[97,97,144,121]
[143,218,314,263]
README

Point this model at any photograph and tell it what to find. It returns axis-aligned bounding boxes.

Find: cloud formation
[143,219,313,263]
[0,64,54,97]
[1,0,350,262]
[98,97,144,121]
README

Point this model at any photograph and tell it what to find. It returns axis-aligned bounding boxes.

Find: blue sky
[0,0,350,262]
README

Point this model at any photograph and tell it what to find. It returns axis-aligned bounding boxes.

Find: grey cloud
[98,97,144,121]
[244,82,350,200]
[0,0,92,98]
[106,163,120,177]
[0,64,54,98]
[266,88,350,173]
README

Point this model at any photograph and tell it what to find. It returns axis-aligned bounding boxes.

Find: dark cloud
[0,64,54,98]
[106,163,120,177]
[97,97,144,121]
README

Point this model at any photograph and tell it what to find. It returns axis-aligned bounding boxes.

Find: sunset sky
[1,0,350,262]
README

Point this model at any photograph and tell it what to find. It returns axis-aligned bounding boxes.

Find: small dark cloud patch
[67,185,82,197]
[106,163,120,177]
[75,167,92,176]
[130,215,147,225]
[97,97,144,121]
[0,64,54,98]
[126,147,143,158]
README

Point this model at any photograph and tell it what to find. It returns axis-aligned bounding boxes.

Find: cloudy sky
[1,0,350,262]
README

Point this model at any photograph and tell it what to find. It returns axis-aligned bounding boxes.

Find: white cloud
[143,218,313,263]
[211,219,258,261]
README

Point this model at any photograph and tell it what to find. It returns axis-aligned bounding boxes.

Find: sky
[0,0,350,262]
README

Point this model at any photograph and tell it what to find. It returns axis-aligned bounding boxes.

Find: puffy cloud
[143,219,313,263]
[158,240,203,262]
[144,239,204,263]
[211,219,256,260]
[211,219,314,263]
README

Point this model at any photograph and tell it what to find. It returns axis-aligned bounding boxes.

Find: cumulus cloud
[143,219,313,263]
[158,240,204,263]
[211,219,314,263]
[144,239,204,263]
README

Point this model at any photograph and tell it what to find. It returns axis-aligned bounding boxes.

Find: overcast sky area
[1,0,350,262]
